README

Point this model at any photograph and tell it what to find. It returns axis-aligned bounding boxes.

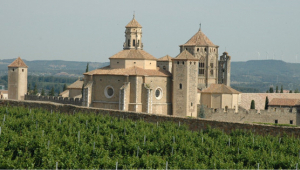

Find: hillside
[1,106,300,169]
[231,60,300,92]
[0,59,109,77]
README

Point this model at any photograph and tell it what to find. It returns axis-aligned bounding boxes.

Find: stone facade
[218,52,231,86]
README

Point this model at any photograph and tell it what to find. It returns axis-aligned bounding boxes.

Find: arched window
[133,39,136,46]
[128,39,131,47]
[179,83,182,89]
[199,57,205,75]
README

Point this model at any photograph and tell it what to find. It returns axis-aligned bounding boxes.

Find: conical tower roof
[8,57,28,68]
[182,30,216,46]
[158,55,173,61]
[125,15,142,28]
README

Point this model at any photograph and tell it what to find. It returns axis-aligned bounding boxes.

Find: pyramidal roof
[109,49,156,60]
[182,29,216,46]
[157,55,173,61]
[125,15,142,28]
[8,57,28,68]
[201,84,240,94]
[172,50,197,60]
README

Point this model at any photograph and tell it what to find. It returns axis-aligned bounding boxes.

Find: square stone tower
[8,57,28,100]
[172,50,198,117]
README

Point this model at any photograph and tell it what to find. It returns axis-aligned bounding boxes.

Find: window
[199,62,205,75]
[12,69,14,71]
[163,66,166,70]
[210,69,214,76]
[290,120,293,124]
[104,86,114,98]
[179,83,182,89]
[191,102,193,106]
[182,61,184,65]
[117,62,119,64]
[155,87,163,100]
[210,63,214,68]
[225,106,228,112]
[134,62,136,64]
[197,48,199,52]
[22,69,24,72]
[177,61,179,65]
[133,39,136,46]
[275,120,278,124]
[204,48,207,52]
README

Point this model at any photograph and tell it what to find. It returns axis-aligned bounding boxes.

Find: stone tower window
[163,66,166,70]
[210,63,214,68]
[13,69,14,71]
[182,61,184,65]
[179,83,182,89]
[128,39,130,47]
[177,61,179,65]
[197,48,199,52]
[22,69,24,72]
[204,48,207,52]
[133,39,136,46]
[210,69,214,76]
[290,120,293,124]
[199,62,205,75]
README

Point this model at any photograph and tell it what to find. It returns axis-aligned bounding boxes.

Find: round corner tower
[8,57,28,100]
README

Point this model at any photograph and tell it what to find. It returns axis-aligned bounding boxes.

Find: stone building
[8,57,28,100]
[82,16,237,116]
[268,98,300,114]
[60,79,83,98]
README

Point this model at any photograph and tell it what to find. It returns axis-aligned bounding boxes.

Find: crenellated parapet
[25,94,82,106]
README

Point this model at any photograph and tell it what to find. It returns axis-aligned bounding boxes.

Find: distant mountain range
[0,59,109,77]
[0,58,299,92]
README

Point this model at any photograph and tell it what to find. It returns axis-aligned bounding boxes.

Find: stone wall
[198,105,296,125]
[1,99,300,137]
[25,95,82,106]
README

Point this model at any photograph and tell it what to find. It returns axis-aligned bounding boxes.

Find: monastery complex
[6,16,300,126]
[81,15,238,117]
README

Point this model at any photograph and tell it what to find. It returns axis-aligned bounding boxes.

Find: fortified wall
[25,95,82,106]
[202,106,296,125]
[1,99,300,137]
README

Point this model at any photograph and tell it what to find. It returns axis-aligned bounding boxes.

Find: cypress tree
[280,85,283,93]
[41,88,45,96]
[264,96,269,110]
[269,87,274,93]
[198,105,205,118]
[250,100,255,109]
[275,86,278,93]
[63,84,67,91]
[290,90,293,93]
[86,63,89,72]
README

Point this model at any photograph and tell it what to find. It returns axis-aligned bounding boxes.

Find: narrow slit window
[133,39,136,46]
[179,83,182,89]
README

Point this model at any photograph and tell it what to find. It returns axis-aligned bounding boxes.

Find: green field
[1,106,300,169]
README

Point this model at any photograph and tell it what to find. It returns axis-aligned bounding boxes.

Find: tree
[86,63,89,73]
[280,85,283,93]
[41,88,45,96]
[269,87,274,93]
[81,84,84,97]
[266,90,269,93]
[63,84,67,91]
[198,104,205,118]
[264,96,269,110]
[33,84,38,95]
[250,100,255,109]
[295,89,299,93]
[290,90,293,93]
[49,87,55,96]
[28,84,31,94]
[275,86,278,93]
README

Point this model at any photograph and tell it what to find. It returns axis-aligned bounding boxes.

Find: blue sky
[0,0,299,63]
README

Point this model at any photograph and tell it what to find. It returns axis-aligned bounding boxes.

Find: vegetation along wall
[1,99,300,137]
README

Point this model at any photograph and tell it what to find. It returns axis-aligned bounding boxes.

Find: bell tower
[123,14,143,50]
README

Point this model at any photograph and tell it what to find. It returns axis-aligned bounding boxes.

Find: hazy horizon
[1,0,299,63]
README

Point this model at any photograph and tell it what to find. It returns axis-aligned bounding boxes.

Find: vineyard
[0,106,300,169]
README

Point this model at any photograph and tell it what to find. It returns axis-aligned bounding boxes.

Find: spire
[133,11,135,19]
[199,23,201,31]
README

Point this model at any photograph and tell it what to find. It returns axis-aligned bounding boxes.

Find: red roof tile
[8,57,28,68]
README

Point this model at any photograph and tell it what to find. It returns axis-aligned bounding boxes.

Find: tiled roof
[125,17,142,28]
[240,93,300,111]
[0,90,8,94]
[84,66,171,77]
[157,55,173,61]
[109,49,157,60]
[172,50,197,60]
[182,30,216,46]
[201,84,241,94]
[269,98,300,106]
[67,80,83,89]
[8,57,28,68]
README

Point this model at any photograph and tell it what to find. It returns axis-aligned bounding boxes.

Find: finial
[199,23,201,31]
[133,11,135,19]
